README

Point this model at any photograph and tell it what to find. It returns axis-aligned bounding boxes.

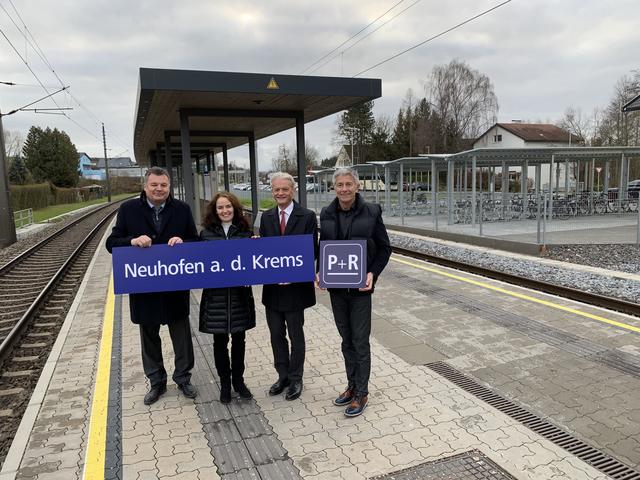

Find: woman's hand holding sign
[167,237,183,246]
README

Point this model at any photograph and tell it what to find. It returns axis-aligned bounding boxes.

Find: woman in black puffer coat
[199,192,256,403]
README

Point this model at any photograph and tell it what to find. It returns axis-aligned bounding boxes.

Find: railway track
[392,245,640,318]
[0,202,120,467]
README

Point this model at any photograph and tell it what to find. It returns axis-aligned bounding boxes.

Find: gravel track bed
[390,232,640,305]
[0,207,102,268]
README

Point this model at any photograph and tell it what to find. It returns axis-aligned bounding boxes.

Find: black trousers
[139,316,194,388]
[329,291,372,397]
[265,308,305,382]
[213,331,246,386]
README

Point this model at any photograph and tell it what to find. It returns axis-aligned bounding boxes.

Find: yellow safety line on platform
[82,275,115,480]
[391,256,640,334]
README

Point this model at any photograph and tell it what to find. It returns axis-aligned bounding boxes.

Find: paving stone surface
[377,259,640,472]
[10,244,112,480]
[8,243,635,480]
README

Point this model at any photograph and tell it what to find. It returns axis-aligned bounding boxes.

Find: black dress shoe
[178,382,198,399]
[220,384,231,404]
[233,382,253,399]
[143,384,166,405]
[285,381,303,401]
[269,378,290,396]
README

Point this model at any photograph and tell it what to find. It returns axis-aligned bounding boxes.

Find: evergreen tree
[336,100,375,164]
[22,126,79,187]
[8,156,30,184]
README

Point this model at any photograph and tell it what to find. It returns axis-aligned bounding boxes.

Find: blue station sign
[318,240,367,289]
[112,234,315,294]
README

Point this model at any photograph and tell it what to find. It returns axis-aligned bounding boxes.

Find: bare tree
[596,72,640,147]
[271,144,295,174]
[558,106,591,145]
[3,130,23,159]
[427,59,498,152]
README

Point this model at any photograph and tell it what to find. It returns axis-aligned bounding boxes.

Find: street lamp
[595,166,602,192]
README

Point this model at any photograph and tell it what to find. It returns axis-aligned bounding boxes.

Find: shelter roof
[95,157,136,168]
[479,123,572,143]
[622,93,640,112]
[362,147,640,170]
[134,68,382,164]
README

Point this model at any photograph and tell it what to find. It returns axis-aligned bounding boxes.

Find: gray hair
[270,171,297,189]
[145,166,170,184]
[332,167,359,184]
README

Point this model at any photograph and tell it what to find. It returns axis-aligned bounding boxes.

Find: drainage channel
[427,361,640,480]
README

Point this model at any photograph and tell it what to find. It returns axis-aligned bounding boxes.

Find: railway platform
[1,230,639,480]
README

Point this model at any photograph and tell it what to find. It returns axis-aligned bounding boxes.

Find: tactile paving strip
[371,450,516,479]
[188,301,302,479]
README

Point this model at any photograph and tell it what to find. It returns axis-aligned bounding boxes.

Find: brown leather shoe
[345,395,368,417]
[333,388,354,406]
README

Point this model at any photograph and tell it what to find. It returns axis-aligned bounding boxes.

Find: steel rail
[0,208,117,367]
[392,246,640,318]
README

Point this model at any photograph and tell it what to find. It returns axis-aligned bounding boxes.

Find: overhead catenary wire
[299,0,407,74]
[1,4,131,152]
[308,0,422,75]
[2,85,68,116]
[0,25,103,141]
[354,0,513,77]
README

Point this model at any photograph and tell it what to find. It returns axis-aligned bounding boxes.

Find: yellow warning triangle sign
[266,77,279,89]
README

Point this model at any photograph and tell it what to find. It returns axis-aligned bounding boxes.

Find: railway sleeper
[0,388,24,397]
[18,342,46,349]
[1,371,34,378]
[12,356,38,363]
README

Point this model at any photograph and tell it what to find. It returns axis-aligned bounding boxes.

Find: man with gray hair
[260,172,318,401]
[319,167,391,417]
[106,167,199,405]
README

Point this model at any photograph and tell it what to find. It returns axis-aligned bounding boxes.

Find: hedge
[9,183,51,211]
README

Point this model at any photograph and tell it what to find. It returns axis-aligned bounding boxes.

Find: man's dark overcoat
[105,192,198,325]
[259,201,318,312]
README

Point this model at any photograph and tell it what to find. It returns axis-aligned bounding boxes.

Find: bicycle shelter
[347,147,640,227]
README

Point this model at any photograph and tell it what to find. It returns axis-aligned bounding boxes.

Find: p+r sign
[318,240,367,289]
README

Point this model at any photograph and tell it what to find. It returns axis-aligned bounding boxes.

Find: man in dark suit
[259,172,318,400]
[106,167,199,405]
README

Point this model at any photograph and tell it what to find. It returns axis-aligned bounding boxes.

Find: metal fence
[13,208,34,229]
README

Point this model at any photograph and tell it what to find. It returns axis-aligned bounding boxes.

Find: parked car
[607,179,640,199]
[410,182,429,191]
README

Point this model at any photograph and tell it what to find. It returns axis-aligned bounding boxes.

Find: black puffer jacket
[198,223,256,334]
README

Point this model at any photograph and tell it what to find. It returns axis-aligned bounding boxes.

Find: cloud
[1,0,638,168]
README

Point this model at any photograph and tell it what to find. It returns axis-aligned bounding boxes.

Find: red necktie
[280,210,286,235]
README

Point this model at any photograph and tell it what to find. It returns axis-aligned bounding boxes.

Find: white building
[474,123,574,191]
[474,123,573,149]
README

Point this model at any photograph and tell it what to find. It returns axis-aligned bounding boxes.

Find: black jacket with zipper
[198,223,256,334]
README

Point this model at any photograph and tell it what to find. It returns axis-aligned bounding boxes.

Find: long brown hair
[202,192,250,231]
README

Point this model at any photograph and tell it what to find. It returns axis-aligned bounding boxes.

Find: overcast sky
[1,0,638,169]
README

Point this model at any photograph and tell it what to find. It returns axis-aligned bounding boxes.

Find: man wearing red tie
[259,172,318,400]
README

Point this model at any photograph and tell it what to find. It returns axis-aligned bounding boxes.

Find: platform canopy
[622,93,640,113]
[133,68,382,164]
[132,67,381,218]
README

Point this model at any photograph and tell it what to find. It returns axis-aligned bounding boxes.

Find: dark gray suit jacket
[259,201,318,312]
